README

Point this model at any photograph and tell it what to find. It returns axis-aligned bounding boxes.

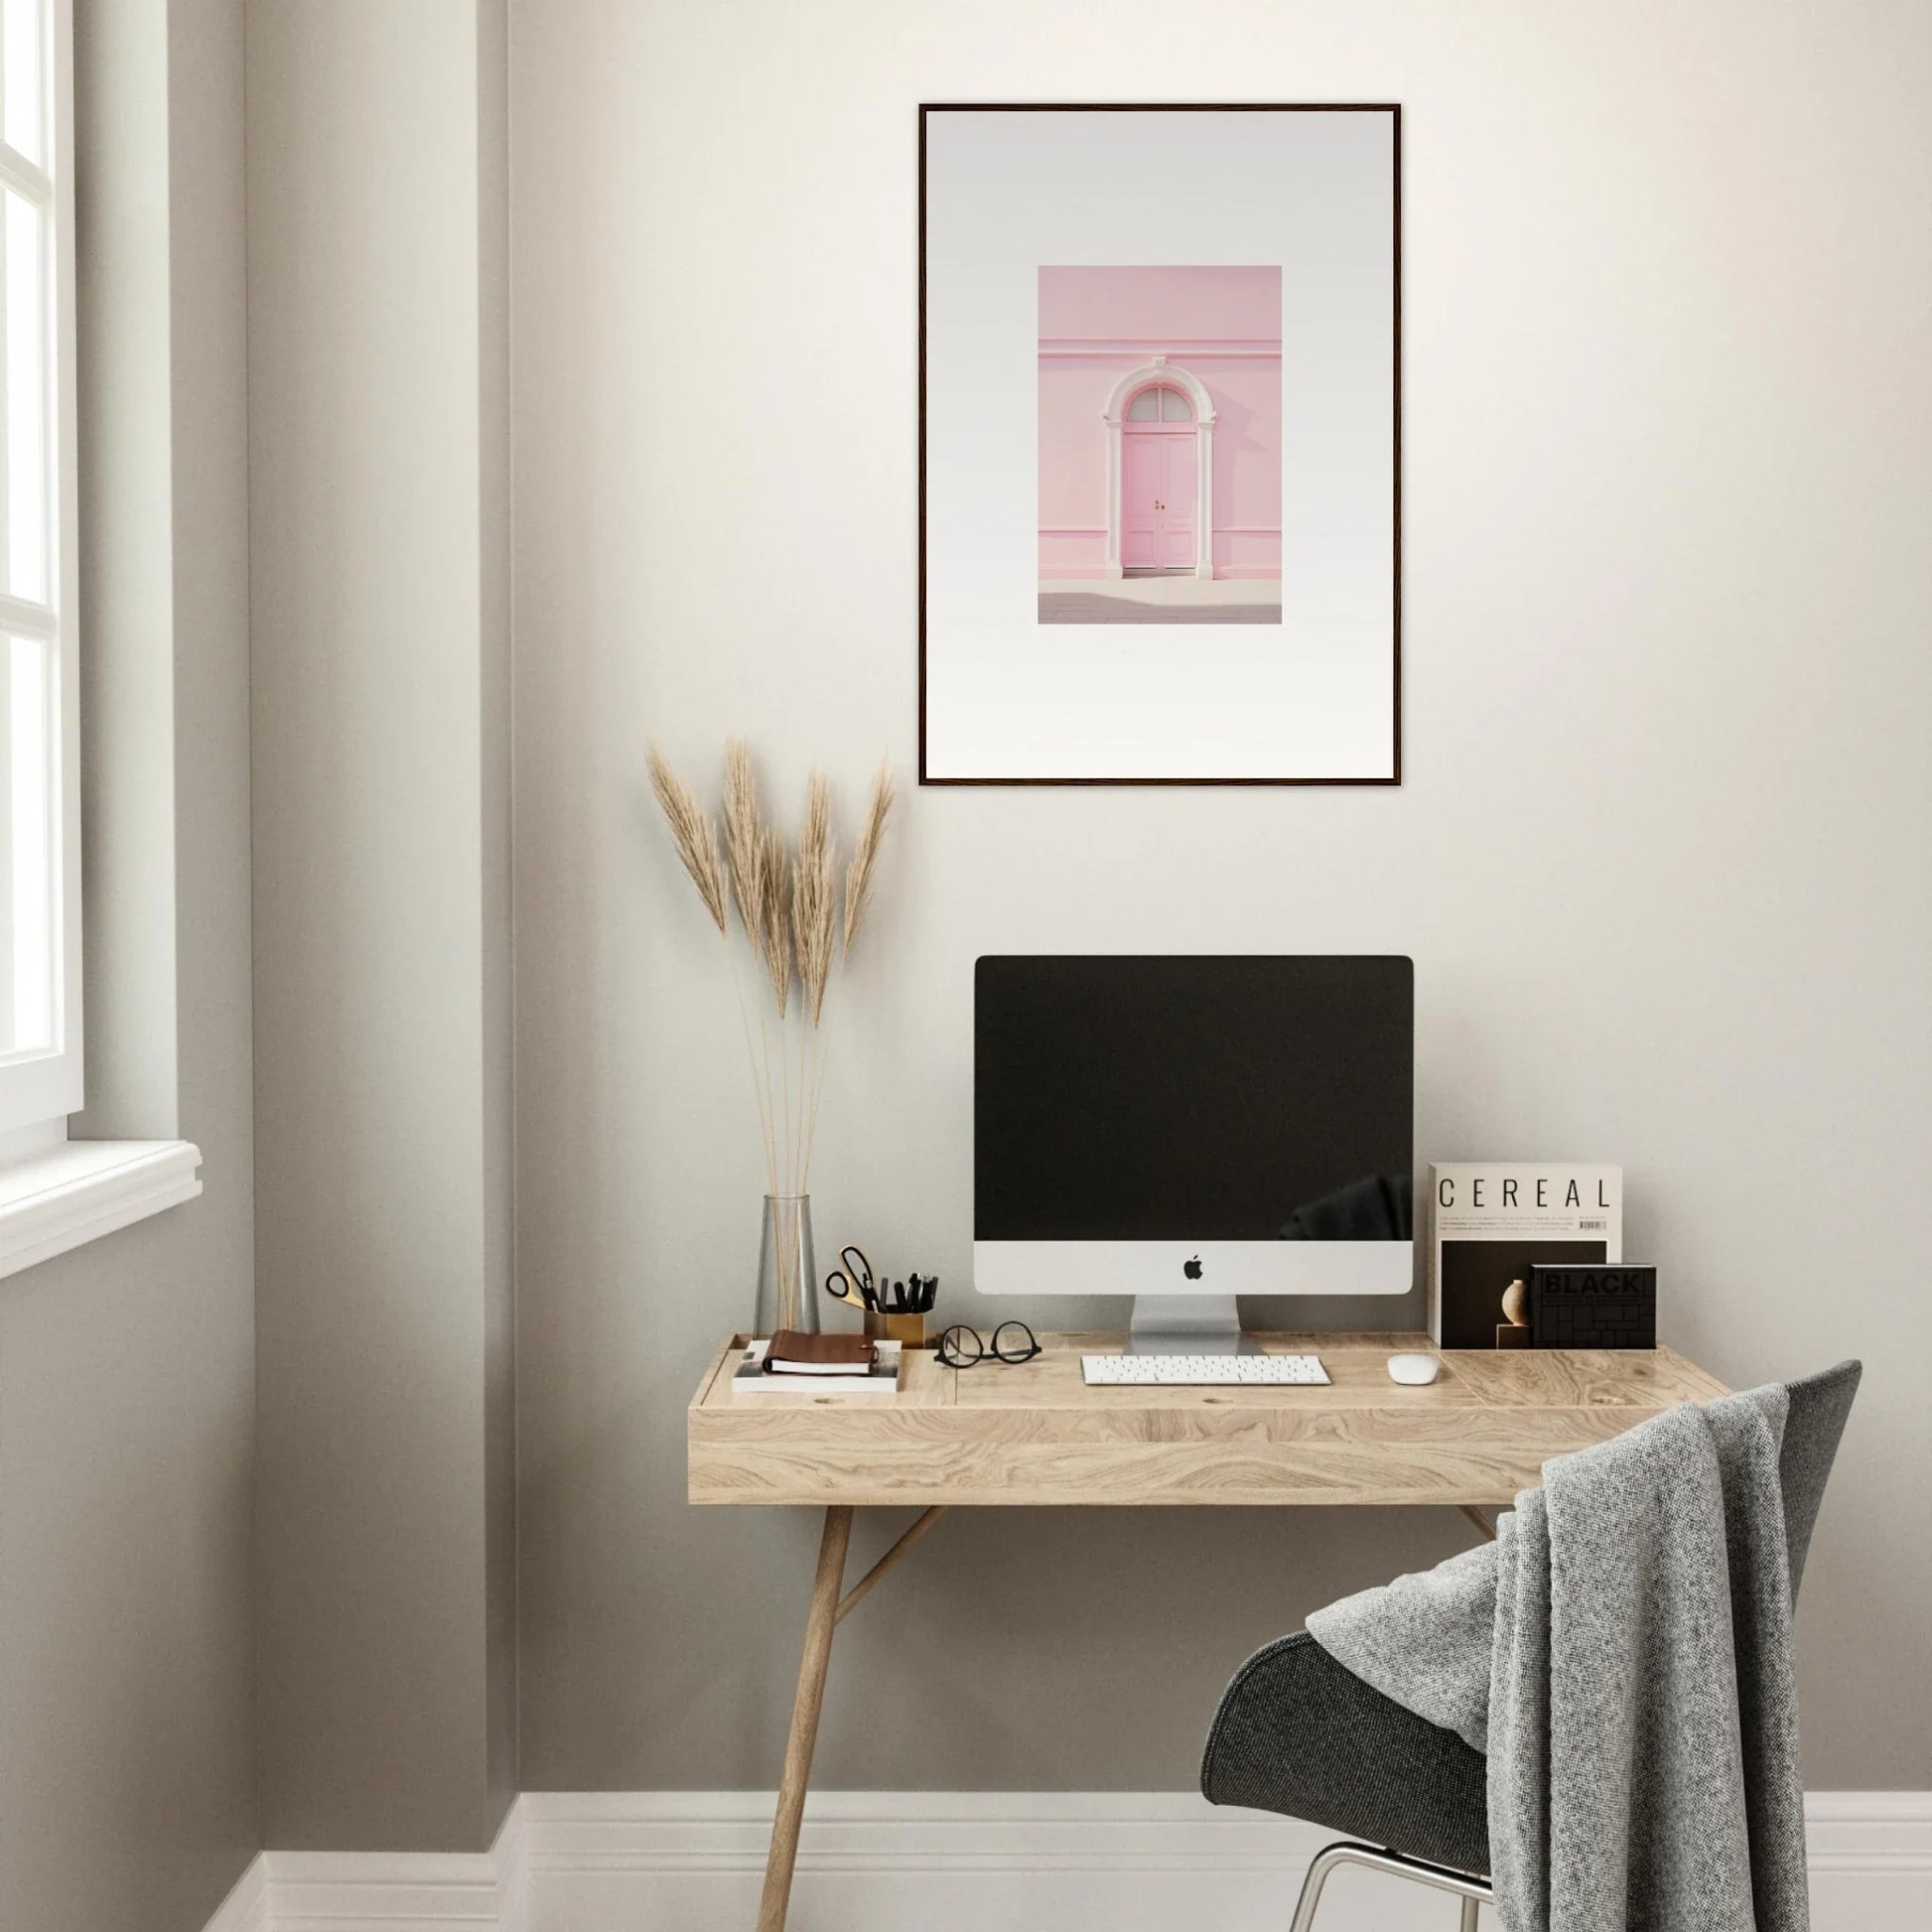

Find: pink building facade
[1037,266,1283,582]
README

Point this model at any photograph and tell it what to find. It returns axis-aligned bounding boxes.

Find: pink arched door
[1120,385,1197,569]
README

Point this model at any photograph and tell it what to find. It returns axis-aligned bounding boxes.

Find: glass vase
[754,1193,818,1338]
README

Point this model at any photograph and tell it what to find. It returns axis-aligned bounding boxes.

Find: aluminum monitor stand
[1124,1294,1259,1356]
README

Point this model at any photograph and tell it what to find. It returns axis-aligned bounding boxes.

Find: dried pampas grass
[722,739,765,941]
[793,774,837,1025]
[758,825,792,1018]
[843,762,895,952]
[646,748,726,935]
[646,741,896,1198]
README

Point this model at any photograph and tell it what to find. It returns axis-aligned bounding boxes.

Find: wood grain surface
[688,1332,1729,1508]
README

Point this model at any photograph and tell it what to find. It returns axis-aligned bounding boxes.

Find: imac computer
[974,955,1414,1353]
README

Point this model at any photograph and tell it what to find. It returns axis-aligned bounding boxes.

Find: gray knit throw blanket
[1308,1387,1809,1932]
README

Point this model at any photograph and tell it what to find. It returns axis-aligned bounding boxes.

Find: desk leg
[758,1504,853,1932]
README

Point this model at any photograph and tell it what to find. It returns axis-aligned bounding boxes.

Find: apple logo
[1183,1255,1203,1280]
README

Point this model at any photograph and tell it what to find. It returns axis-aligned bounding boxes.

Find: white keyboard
[1081,1352,1329,1387]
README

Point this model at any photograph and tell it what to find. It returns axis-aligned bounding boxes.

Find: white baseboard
[1804,1792,1932,1931]
[201,1790,1932,1932]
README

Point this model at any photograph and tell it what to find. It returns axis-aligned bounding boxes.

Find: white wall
[510,0,1932,1794]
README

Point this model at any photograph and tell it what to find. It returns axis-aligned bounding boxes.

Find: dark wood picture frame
[917,102,1402,787]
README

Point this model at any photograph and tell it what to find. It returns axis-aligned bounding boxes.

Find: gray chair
[1200,1361,1861,1930]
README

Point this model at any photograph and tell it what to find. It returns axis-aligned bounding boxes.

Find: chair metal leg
[1287,1843,1352,1932]
[1289,1841,1493,1932]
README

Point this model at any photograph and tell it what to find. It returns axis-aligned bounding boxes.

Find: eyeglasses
[936,1321,1041,1368]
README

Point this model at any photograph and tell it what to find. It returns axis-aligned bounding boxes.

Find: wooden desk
[688,1331,1727,1931]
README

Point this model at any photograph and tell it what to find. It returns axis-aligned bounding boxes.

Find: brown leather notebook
[765,1330,877,1374]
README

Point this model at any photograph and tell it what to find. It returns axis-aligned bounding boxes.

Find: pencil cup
[866,1310,926,1348]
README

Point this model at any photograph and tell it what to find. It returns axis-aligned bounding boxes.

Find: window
[0,2,199,1273]
[0,0,75,1139]
[1124,384,1193,423]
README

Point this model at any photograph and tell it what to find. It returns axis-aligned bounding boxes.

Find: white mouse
[1387,1352,1442,1386]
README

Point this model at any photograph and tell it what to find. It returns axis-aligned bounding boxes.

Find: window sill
[0,1139,204,1282]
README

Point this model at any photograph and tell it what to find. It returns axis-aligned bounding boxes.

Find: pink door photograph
[928,113,1403,778]
[1035,271,1285,629]
[1156,433,1197,568]
[1119,432,1164,569]
[1121,422,1197,570]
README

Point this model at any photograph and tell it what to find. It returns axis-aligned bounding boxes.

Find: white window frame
[0,0,79,1141]
[0,1,199,1279]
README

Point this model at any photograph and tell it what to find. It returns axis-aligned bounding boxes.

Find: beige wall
[478,0,519,1840]
[28,2,1928,1899]
[0,4,258,1929]
[249,0,515,1853]
[510,0,1932,1794]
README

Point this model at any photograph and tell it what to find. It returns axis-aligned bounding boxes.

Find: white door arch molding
[1100,357,1216,580]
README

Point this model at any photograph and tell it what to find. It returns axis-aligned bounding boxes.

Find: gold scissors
[824,1245,878,1312]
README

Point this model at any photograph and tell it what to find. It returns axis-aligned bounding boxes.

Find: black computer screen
[974,956,1414,1241]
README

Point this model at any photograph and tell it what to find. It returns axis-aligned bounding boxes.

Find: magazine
[1429,1164,1621,1349]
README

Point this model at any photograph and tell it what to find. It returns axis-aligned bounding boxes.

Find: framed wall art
[918,104,1401,785]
